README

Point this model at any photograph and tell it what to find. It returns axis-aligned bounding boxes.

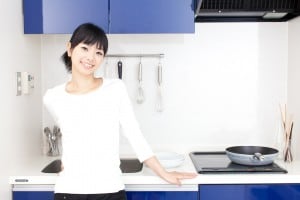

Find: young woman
[43,23,196,200]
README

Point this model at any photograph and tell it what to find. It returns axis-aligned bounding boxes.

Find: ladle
[137,58,145,104]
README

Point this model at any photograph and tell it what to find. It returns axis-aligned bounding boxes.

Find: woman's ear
[67,42,72,57]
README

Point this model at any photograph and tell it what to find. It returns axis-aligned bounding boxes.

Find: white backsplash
[42,23,288,154]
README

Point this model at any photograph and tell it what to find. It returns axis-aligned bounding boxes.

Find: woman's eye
[96,51,104,56]
[81,46,88,51]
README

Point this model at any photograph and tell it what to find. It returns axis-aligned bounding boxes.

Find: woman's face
[67,42,105,76]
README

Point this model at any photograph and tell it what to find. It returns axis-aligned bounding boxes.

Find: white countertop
[9,154,300,188]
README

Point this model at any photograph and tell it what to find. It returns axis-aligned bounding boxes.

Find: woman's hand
[144,156,197,185]
[159,171,197,186]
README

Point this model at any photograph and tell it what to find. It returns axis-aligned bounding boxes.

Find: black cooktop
[190,152,287,174]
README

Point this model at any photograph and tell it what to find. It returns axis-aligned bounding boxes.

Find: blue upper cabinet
[23,0,109,34]
[42,0,109,34]
[23,0,43,33]
[109,0,195,34]
[23,0,195,34]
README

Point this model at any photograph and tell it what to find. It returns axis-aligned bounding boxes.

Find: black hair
[61,23,108,73]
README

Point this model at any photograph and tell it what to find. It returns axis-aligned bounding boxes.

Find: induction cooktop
[189,151,288,174]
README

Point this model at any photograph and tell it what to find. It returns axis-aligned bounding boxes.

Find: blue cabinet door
[200,185,246,200]
[13,191,197,200]
[109,0,195,33]
[246,184,300,200]
[23,0,43,34]
[126,191,198,200]
[13,191,54,200]
[23,0,194,34]
[199,184,300,200]
[23,0,109,34]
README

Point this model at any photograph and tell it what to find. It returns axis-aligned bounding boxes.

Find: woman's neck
[66,74,102,94]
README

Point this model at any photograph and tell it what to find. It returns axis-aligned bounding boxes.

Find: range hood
[195,0,300,22]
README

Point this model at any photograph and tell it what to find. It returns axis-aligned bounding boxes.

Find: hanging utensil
[137,58,145,104]
[117,60,122,79]
[44,127,54,156]
[52,125,61,156]
[54,127,62,155]
[157,61,163,112]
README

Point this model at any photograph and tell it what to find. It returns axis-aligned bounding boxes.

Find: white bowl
[155,152,185,168]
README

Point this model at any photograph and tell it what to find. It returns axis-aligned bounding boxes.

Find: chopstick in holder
[288,121,294,162]
[289,121,294,140]
[279,103,294,162]
[284,120,294,162]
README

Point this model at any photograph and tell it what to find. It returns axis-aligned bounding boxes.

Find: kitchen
[1,0,300,199]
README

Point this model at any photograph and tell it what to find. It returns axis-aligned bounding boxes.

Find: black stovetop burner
[190,151,287,174]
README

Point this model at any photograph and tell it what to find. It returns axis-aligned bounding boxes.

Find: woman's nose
[86,51,96,61]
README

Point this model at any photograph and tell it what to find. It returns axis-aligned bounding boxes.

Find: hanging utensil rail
[106,53,164,58]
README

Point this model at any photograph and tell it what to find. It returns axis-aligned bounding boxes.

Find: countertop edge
[8,155,300,185]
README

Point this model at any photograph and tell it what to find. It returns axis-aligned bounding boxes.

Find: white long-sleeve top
[43,78,154,194]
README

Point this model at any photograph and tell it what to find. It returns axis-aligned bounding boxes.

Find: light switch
[16,72,34,96]
[21,72,29,94]
[16,72,22,96]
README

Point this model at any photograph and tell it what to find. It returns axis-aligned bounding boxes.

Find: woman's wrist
[144,156,167,176]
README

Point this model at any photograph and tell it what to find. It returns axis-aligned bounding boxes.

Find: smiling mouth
[82,62,94,70]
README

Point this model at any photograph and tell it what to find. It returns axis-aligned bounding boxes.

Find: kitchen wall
[0,1,42,200]
[288,17,300,161]
[42,23,289,156]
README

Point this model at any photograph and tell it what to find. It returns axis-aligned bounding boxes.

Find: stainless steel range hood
[195,0,300,22]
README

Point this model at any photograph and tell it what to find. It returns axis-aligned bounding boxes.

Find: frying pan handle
[253,152,265,161]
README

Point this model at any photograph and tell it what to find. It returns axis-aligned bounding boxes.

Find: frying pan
[226,146,279,166]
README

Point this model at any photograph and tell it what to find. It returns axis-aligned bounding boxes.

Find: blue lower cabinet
[14,184,300,200]
[126,191,198,200]
[199,185,246,200]
[199,184,300,200]
[13,191,54,200]
[12,191,197,200]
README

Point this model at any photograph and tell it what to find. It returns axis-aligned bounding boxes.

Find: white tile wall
[41,23,288,154]
[288,17,300,161]
[0,2,42,200]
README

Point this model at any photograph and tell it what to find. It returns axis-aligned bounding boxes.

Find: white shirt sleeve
[118,81,154,162]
